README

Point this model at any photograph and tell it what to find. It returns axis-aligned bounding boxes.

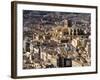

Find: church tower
[63,19,68,28]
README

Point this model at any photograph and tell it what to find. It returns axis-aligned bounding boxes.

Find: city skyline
[23,10,91,69]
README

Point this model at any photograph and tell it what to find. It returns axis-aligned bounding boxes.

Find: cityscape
[23,10,91,69]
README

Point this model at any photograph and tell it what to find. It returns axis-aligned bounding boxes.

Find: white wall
[0,0,99,80]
